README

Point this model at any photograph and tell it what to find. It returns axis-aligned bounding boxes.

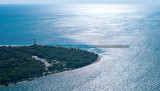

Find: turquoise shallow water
[0,4,160,91]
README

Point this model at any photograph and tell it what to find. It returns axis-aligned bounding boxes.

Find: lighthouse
[34,38,36,45]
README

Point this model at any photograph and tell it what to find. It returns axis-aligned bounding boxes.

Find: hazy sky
[0,0,160,4]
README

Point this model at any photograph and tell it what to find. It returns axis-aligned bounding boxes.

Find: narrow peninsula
[0,45,98,86]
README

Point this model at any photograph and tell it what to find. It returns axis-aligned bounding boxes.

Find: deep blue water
[0,4,160,91]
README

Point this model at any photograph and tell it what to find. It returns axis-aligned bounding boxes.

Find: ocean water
[0,4,160,91]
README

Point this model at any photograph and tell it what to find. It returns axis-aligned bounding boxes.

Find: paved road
[32,56,51,67]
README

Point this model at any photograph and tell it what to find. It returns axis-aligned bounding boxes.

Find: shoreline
[0,45,32,47]
[0,52,101,88]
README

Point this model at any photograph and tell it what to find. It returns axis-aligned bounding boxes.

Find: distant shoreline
[0,45,31,47]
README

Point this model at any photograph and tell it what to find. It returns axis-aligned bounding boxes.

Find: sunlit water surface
[0,4,160,91]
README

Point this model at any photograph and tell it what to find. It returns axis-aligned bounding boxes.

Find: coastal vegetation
[0,45,98,86]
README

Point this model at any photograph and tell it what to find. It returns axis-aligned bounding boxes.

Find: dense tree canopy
[0,45,98,86]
